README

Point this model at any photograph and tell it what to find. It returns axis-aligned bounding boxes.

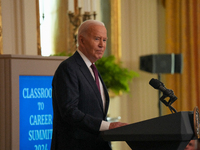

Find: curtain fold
[0,0,3,54]
[51,0,73,55]
[165,0,200,112]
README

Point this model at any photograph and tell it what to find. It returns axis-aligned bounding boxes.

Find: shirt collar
[77,50,93,68]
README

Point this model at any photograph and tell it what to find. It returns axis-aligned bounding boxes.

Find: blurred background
[0,0,199,149]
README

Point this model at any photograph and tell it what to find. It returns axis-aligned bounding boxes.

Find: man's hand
[109,122,128,130]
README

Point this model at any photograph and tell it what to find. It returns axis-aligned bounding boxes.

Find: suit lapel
[73,52,104,111]
[98,73,110,117]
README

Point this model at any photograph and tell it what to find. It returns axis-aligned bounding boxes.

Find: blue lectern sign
[19,76,53,150]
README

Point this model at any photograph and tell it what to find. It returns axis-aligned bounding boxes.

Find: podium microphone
[149,78,177,104]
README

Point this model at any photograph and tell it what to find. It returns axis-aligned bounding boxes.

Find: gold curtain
[51,0,73,55]
[36,0,41,55]
[0,0,2,55]
[165,0,200,112]
[110,0,121,62]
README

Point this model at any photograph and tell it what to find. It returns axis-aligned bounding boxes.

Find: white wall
[1,0,37,55]
[109,0,165,149]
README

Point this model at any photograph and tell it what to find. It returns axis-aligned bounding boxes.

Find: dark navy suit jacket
[51,51,111,150]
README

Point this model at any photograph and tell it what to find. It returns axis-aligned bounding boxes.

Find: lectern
[101,111,196,150]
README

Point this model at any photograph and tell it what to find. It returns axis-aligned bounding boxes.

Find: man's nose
[98,40,104,47]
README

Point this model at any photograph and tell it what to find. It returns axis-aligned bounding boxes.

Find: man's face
[79,25,107,63]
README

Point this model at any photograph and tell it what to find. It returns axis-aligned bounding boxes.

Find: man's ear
[79,35,85,45]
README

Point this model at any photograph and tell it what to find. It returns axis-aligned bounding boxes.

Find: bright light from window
[39,0,53,56]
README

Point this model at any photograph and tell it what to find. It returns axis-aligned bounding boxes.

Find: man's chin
[97,55,103,60]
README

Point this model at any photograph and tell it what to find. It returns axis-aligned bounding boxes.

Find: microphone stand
[159,94,177,114]
[157,74,177,115]
[158,74,162,116]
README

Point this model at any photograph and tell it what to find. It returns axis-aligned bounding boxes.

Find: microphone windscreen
[149,78,161,89]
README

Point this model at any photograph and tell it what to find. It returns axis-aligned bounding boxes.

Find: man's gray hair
[76,20,105,47]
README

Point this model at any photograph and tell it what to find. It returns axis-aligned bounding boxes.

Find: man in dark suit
[51,20,128,150]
